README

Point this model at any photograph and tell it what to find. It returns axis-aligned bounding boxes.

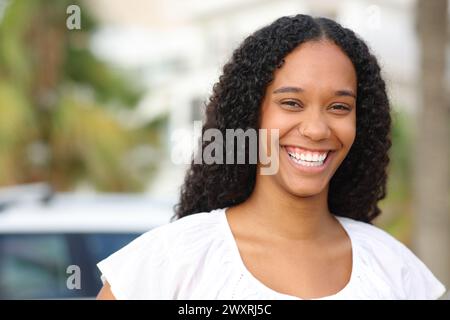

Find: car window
[0,234,73,299]
[84,233,140,263]
[0,233,140,299]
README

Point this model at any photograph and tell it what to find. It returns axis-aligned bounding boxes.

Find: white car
[0,184,173,299]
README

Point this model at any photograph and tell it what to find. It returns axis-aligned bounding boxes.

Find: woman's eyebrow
[273,86,303,94]
[273,86,356,99]
[335,89,356,99]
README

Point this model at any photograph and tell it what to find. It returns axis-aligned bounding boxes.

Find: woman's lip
[283,145,332,153]
[282,146,334,174]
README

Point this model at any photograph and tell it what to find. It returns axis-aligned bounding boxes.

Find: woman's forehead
[271,40,357,93]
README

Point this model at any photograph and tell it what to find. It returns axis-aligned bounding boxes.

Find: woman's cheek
[337,118,356,148]
[260,105,292,132]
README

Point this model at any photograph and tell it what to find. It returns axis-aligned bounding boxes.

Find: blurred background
[0,0,448,299]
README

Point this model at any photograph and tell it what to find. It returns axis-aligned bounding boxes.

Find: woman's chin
[268,170,330,198]
[288,187,325,197]
[279,180,327,197]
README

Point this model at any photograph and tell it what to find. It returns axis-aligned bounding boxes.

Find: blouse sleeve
[400,244,447,299]
[97,227,175,299]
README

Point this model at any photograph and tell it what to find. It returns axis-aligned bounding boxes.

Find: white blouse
[97,207,446,300]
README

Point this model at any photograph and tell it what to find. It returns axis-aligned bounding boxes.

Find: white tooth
[300,153,307,161]
[312,154,319,161]
[294,152,301,160]
[306,153,313,161]
[319,153,326,161]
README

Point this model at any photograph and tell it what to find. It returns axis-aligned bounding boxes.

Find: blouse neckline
[217,207,360,300]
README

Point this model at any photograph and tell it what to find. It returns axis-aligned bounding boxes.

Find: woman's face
[259,40,357,197]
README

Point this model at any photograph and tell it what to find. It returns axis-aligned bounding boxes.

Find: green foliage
[377,109,415,242]
[64,47,143,107]
[388,110,414,200]
[0,81,37,184]
[51,96,145,191]
[0,0,166,191]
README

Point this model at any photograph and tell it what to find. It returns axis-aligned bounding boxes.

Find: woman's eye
[281,100,302,108]
[331,104,351,112]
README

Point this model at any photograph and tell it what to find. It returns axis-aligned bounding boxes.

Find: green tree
[0,0,165,191]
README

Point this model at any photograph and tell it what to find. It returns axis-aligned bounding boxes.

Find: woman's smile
[281,145,336,174]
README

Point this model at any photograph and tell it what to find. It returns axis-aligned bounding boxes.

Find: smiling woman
[262,40,357,198]
[96,14,446,300]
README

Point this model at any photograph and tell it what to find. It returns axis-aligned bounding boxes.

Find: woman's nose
[297,112,331,141]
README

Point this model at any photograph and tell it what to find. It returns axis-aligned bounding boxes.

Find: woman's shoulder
[336,216,407,253]
[108,207,227,264]
[337,216,447,299]
[107,208,225,259]
[145,208,226,248]
[97,208,229,299]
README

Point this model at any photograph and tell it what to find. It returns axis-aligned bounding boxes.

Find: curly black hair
[173,14,391,223]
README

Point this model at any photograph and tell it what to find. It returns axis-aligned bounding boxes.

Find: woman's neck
[233,174,337,242]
